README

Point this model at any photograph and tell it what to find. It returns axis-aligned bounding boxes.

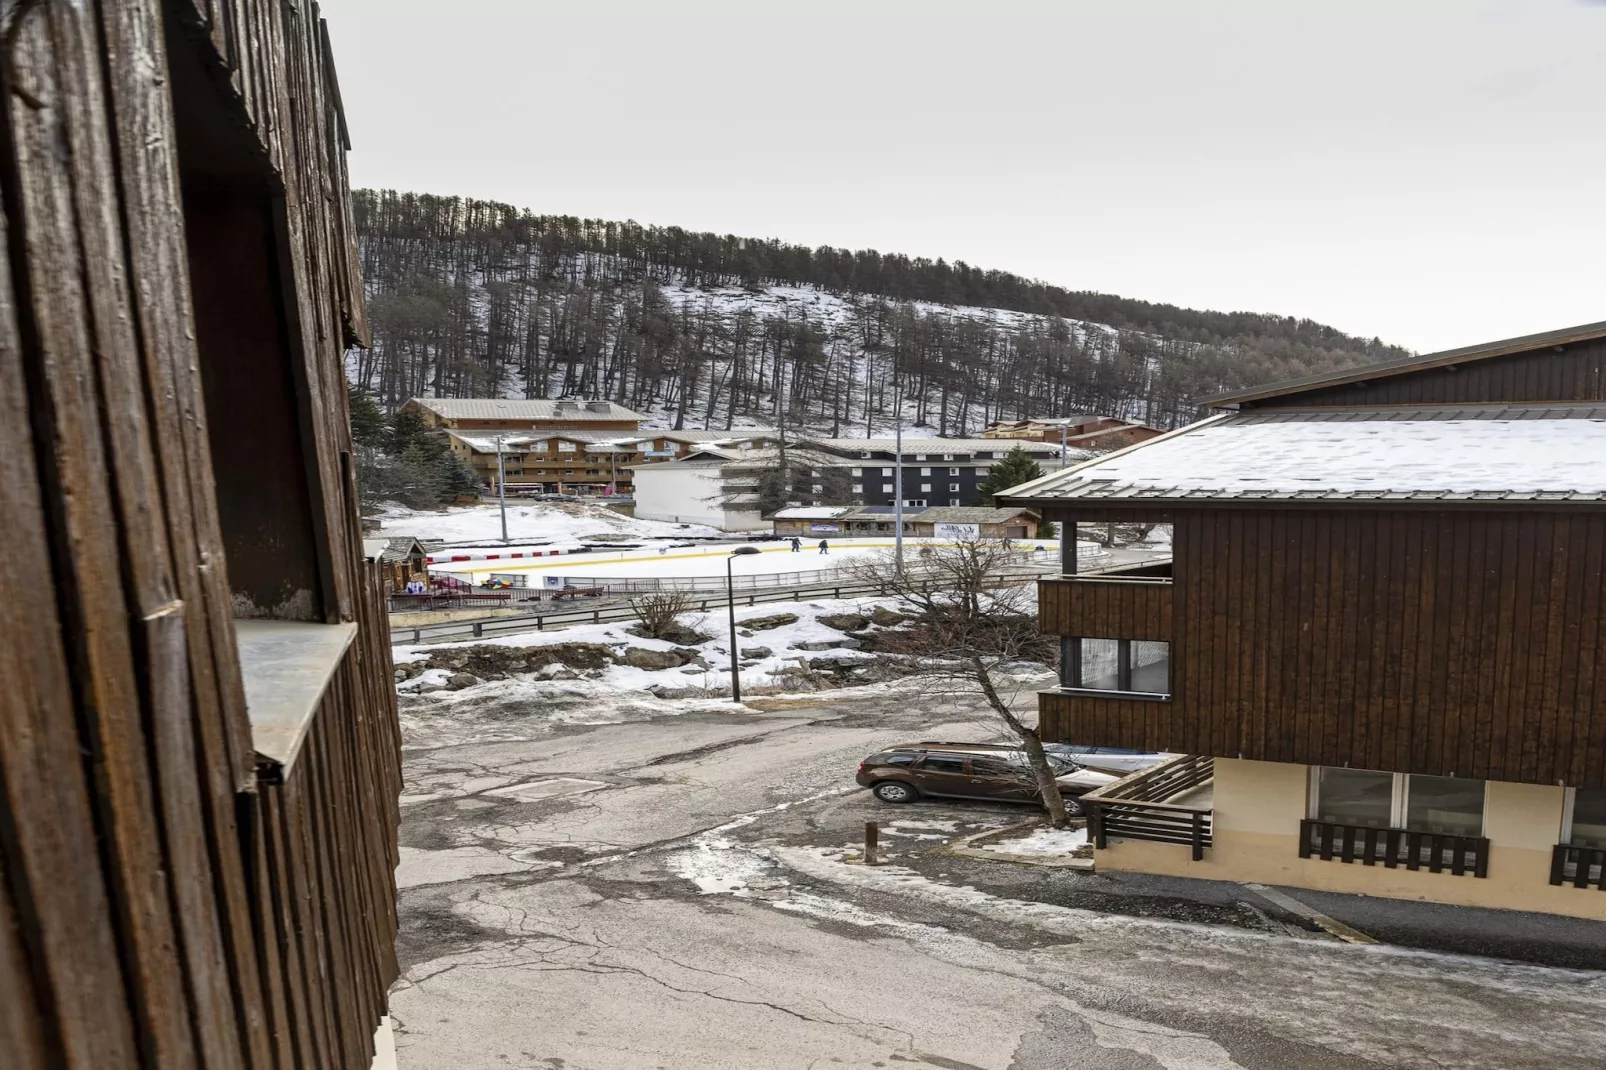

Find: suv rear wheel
[872,781,919,803]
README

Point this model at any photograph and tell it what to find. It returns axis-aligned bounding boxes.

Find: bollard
[864,820,879,866]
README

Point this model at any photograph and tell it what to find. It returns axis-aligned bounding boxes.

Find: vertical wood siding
[1245,338,1606,409]
[0,3,397,1068]
[1040,508,1606,789]
[1038,577,1174,639]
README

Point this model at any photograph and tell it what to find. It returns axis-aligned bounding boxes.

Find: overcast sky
[323,1,1605,353]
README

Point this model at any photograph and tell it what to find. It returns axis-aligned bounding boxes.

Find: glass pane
[1406,775,1484,837]
[920,757,966,774]
[1570,788,1606,848]
[1058,637,1077,687]
[1077,639,1122,690]
[1316,767,1394,828]
[1129,640,1171,694]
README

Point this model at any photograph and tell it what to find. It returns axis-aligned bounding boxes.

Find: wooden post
[1060,516,1078,575]
[864,821,879,865]
[1191,811,1205,862]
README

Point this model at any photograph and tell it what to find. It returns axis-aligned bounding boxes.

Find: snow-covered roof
[408,398,643,422]
[819,437,1062,454]
[909,506,1041,523]
[1003,406,1606,503]
[770,507,855,519]
[445,429,629,453]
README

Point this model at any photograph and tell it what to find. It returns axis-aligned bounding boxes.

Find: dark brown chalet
[1,4,400,1069]
[1001,321,1606,919]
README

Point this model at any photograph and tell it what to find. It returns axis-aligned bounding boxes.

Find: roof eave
[1199,319,1606,407]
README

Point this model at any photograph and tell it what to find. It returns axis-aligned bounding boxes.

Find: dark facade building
[1,4,401,1068]
[817,437,1064,508]
[1002,321,1606,919]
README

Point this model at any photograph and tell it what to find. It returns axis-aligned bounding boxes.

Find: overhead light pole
[725,546,762,702]
[494,433,509,543]
[893,381,904,574]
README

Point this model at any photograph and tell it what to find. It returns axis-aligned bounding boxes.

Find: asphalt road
[388,680,1606,1070]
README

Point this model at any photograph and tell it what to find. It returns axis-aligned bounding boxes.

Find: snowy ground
[979,826,1090,857]
[374,500,719,547]
[393,595,929,721]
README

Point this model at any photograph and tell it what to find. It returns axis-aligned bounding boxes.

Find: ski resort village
[5,6,1606,1070]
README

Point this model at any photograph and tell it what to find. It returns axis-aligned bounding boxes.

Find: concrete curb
[1241,882,1376,944]
[946,820,1096,870]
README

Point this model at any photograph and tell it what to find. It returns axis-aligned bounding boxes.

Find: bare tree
[631,590,696,639]
[843,538,1073,825]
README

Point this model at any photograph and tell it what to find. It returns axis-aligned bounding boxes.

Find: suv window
[970,758,1022,778]
[875,753,916,766]
[917,756,967,774]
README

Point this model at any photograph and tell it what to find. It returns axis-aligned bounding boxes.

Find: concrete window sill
[235,619,357,782]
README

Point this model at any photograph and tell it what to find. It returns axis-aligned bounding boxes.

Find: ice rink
[429,538,1063,587]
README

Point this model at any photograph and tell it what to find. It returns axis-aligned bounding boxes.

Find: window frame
[1309,769,1488,837]
[1058,636,1171,698]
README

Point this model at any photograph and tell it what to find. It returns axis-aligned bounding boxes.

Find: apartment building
[815,437,1066,507]
[1002,321,1606,920]
[3,4,400,1067]
[448,428,777,494]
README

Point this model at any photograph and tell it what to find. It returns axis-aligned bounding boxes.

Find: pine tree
[975,445,1044,505]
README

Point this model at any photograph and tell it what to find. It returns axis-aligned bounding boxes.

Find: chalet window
[559,441,577,452]
[920,483,931,492]
[1060,638,1171,695]
[851,484,863,494]
[1567,789,1606,849]
[949,483,960,492]
[851,467,863,476]
[905,499,927,507]
[949,498,960,506]
[949,467,960,476]
[883,483,894,493]
[1312,769,1485,836]
[943,453,955,461]
[861,451,874,459]
[921,467,932,476]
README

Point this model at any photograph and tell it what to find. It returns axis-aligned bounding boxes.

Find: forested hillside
[350,190,1410,433]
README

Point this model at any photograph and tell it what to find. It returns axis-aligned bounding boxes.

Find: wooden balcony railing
[1299,819,1489,878]
[1039,574,1174,640]
[1549,844,1606,889]
[1082,755,1214,861]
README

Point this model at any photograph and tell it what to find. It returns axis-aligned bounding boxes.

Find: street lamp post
[892,382,904,573]
[494,434,509,543]
[725,546,762,702]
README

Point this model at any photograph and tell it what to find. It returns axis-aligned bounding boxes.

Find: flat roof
[1000,405,1606,504]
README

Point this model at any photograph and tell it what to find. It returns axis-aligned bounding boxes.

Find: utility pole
[494,434,509,544]
[893,381,904,573]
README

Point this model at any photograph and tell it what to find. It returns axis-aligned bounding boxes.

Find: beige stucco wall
[1095,758,1603,921]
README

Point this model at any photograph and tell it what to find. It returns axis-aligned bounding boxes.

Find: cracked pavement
[388,682,1606,1069]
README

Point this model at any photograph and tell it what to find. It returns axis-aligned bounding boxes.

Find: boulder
[793,637,863,652]
[740,646,773,659]
[738,629,755,638]
[816,612,868,632]
[869,605,911,628]
[740,612,798,632]
[445,672,481,690]
[624,647,685,671]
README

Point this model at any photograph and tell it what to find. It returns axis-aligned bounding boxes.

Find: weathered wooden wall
[1243,337,1606,409]
[1039,508,1606,789]
[0,2,397,1068]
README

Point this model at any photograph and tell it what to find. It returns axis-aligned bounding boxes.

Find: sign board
[544,576,564,588]
[933,523,981,540]
[808,523,842,533]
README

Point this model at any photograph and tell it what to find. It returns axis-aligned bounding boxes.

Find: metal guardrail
[389,552,1156,646]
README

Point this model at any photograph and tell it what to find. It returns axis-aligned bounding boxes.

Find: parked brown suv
[856,742,1117,815]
